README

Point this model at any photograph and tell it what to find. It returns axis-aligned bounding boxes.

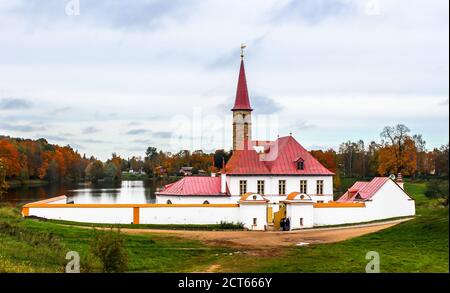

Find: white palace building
[22,54,416,231]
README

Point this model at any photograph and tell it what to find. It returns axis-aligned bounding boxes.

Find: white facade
[227,175,334,203]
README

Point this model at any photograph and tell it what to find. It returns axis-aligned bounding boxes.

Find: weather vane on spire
[240,43,246,59]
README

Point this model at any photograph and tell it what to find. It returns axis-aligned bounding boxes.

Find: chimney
[221,173,227,194]
[396,173,404,189]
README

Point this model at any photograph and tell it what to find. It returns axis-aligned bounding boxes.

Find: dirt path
[117,218,413,249]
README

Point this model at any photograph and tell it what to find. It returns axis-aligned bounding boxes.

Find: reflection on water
[2,180,175,206]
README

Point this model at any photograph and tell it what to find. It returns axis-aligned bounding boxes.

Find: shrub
[218,221,244,230]
[89,228,128,273]
[0,205,20,220]
[0,256,36,273]
[425,180,449,206]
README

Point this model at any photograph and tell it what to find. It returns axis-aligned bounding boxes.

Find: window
[317,200,324,204]
[300,218,304,226]
[257,180,265,195]
[253,218,257,226]
[203,200,210,204]
[166,200,172,204]
[316,180,324,195]
[278,180,286,195]
[239,180,247,195]
[300,180,307,194]
[297,160,304,170]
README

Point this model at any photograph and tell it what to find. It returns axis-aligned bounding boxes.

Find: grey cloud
[82,126,101,134]
[0,122,45,132]
[126,129,172,138]
[80,138,106,144]
[35,134,68,141]
[49,106,72,114]
[252,95,283,114]
[126,129,150,135]
[0,98,32,109]
[273,0,355,24]
[11,0,192,31]
[215,94,282,114]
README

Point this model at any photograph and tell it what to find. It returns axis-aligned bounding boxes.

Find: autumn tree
[378,125,417,176]
[0,140,21,178]
[0,159,8,196]
[85,160,104,182]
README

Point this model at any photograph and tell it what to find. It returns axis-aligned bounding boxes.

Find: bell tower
[232,44,253,151]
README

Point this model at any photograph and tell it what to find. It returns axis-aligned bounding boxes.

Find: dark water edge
[1,178,178,206]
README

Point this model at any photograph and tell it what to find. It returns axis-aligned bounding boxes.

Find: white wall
[227,175,333,202]
[239,203,267,230]
[28,206,241,225]
[363,180,416,221]
[139,207,240,225]
[286,203,315,229]
[313,206,367,226]
[28,207,134,224]
[312,180,415,226]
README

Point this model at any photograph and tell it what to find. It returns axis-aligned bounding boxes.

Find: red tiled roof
[231,60,252,111]
[225,136,334,175]
[337,177,389,202]
[225,148,270,174]
[156,176,229,196]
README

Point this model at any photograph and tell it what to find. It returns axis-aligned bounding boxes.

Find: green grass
[41,219,244,231]
[0,181,448,272]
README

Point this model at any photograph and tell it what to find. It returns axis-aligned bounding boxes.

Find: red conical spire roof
[232,60,253,111]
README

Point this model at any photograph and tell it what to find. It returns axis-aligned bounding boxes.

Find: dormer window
[296,159,304,170]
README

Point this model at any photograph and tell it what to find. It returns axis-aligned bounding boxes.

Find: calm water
[1,180,174,206]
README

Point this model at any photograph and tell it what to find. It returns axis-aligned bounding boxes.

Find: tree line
[0,123,448,194]
[310,124,448,183]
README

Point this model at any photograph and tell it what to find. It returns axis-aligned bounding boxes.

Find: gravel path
[118,217,414,248]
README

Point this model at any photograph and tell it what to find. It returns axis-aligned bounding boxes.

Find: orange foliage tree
[0,140,21,177]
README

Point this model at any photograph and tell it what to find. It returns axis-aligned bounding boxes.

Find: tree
[90,228,128,273]
[0,159,8,196]
[85,160,104,182]
[338,141,364,177]
[425,180,449,206]
[413,134,428,176]
[432,144,449,177]
[378,137,417,176]
[104,162,118,181]
[380,124,412,174]
[0,140,21,177]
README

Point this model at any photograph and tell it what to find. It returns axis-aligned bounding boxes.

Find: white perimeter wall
[286,204,315,229]
[139,207,240,225]
[227,175,333,202]
[239,203,267,230]
[27,206,241,225]
[28,207,134,224]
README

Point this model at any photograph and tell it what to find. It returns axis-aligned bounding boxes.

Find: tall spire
[232,45,253,111]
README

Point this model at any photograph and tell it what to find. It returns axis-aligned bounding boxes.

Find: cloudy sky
[0,0,448,160]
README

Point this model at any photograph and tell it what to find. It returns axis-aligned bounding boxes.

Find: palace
[155,55,334,210]
[22,51,416,231]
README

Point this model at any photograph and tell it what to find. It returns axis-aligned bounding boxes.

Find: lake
[1,180,175,206]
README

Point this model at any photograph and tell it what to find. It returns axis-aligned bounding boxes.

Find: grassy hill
[0,182,448,272]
